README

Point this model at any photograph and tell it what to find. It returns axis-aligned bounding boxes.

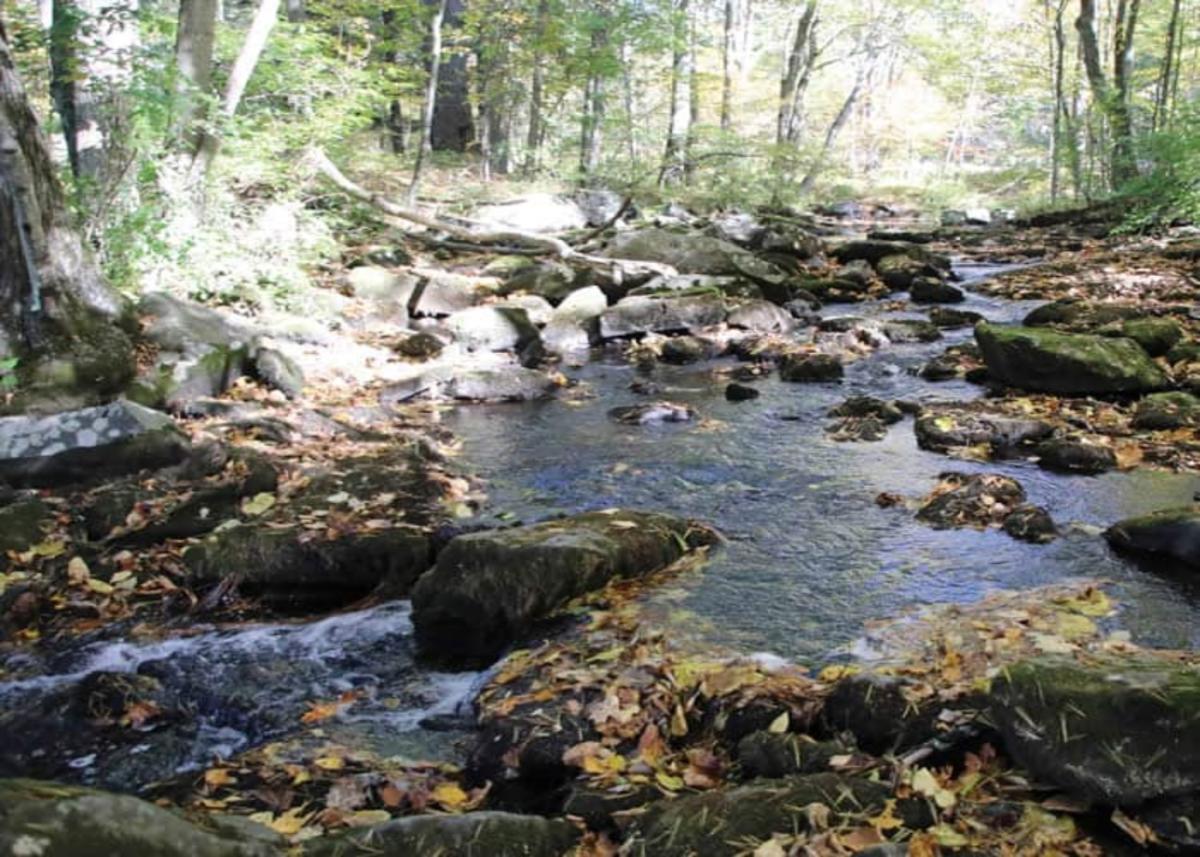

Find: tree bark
[174,0,218,136]
[408,0,448,204]
[1153,0,1183,130]
[428,0,473,152]
[50,0,138,182]
[190,0,281,182]
[579,13,608,181]
[776,2,818,147]
[522,0,549,174]
[1,17,133,395]
[285,0,304,23]
[720,0,735,132]
[660,0,693,186]
[1076,0,1139,187]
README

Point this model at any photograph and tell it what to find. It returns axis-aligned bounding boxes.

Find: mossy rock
[779,353,843,383]
[1115,317,1184,358]
[626,773,928,857]
[989,655,1200,804]
[975,323,1168,395]
[1132,391,1200,430]
[0,498,52,560]
[1105,505,1200,569]
[304,811,578,857]
[0,779,281,857]
[1023,299,1147,330]
[736,733,851,780]
[411,509,716,666]
[1167,340,1200,365]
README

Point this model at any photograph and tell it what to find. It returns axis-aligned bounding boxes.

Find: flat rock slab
[0,401,190,488]
[412,509,716,666]
[976,322,1169,395]
[599,294,727,339]
[990,655,1200,805]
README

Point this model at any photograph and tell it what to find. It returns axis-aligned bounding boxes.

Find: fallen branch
[306,148,677,285]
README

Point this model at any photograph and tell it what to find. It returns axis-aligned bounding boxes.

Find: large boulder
[601,229,752,275]
[1132,391,1200,430]
[779,353,843,383]
[542,286,608,354]
[411,509,715,665]
[727,300,795,334]
[0,779,280,856]
[130,293,258,412]
[598,294,726,339]
[498,262,579,305]
[915,409,1053,454]
[1105,505,1200,569]
[989,655,1200,805]
[625,774,925,857]
[975,323,1169,395]
[444,307,540,352]
[305,811,578,857]
[0,401,190,488]
[473,193,590,233]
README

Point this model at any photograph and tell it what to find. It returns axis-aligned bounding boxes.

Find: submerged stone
[1105,505,1200,569]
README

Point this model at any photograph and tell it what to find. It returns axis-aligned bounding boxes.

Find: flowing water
[3,261,1199,792]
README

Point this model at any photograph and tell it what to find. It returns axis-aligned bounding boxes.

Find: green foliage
[0,358,19,394]
[1118,106,1200,232]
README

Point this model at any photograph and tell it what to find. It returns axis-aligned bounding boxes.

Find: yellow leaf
[818,664,860,683]
[346,810,392,827]
[242,493,276,516]
[87,578,115,595]
[203,768,236,788]
[767,711,789,733]
[269,808,309,836]
[930,824,969,847]
[655,771,685,791]
[30,540,66,559]
[314,756,344,771]
[670,704,689,737]
[1057,613,1097,641]
[67,557,90,585]
[869,799,904,832]
[431,782,469,810]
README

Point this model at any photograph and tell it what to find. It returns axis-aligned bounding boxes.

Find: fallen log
[306,148,676,287]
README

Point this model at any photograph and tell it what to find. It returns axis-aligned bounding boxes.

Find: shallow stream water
[3,261,1198,790]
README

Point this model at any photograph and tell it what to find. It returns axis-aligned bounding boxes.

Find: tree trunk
[386,99,406,154]
[660,0,692,186]
[522,0,548,174]
[50,0,138,182]
[1076,0,1138,188]
[174,0,218,136]
[190,0,281,182]
[285,0,304,22]
[1153,0,1183,130]
[776,2,818,148]
[579,17,608,181]
[428,0,473,152]
[1,18,133,399]
[797,44,874,195]
[408,0,448,204]
[720,0,735,132]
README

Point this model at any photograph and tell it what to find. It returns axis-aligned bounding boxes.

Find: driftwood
[306,148,676,286]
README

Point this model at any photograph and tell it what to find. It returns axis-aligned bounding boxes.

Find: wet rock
[868,229,936,244]
[877,254,934,291]
[880,319,942,343]
[1105,505,1200,569]
[496,295,554,327]
[832,240,938,268]
[1140,793,1200,851]
[975,323,1169,395]
[609,402,696,424]
[1035,437,1117,474]
[918,353,963,381]
[444,306,540,352]
[628,275,762,302]
[185,521,432,607]
[0,497,51,562]
[659,336,709,365]
[407,269,485,317]
[727,300,795,334]
[0,401,190,488]
[574,188,630,227]
[498,261,578,305]
[394,331,446,360]
[625,774,923,857]
[916,472,1031,533]
[411,509,715,665]
[828,396,904,424]
[910,277,965,304]
[836,259,876,287]
[989,655,1200,805]
[1001,504,1058,543]
[725,383,760,402]
[929,306,985,328]
[822,673,943,754]
[381,367,558,404]
[736,733,851,779]
[779,353,843,383]
[915,409,1053,455]
[481,255,537,278]
[305,811,578,857]
[1023,299,1154,331]
[1131,391,1200,430]
[710,211,766,246]
[130,293,259,412]
[598,293,727,339]
[251,347,304,399]
[0,779,281,856]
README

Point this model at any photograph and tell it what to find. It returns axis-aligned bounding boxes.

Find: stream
[3,260,1199,792]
